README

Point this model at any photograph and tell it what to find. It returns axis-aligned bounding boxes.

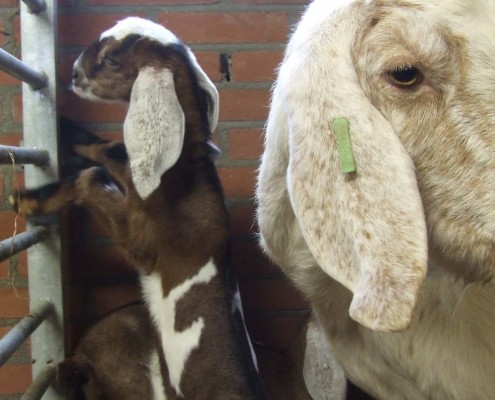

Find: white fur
[140,260,217,397]
[124,66,185,200]
[101,16,179,46]
[148,350,167,400]
[99,17,219,133]
[303,318,346,400]
[232,288,259,371]
[257,0,495,398]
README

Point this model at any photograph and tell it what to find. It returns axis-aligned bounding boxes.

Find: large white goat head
[257,0,495,332]
[71,17,219,199]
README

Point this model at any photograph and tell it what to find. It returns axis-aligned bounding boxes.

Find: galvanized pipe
[21,364,57,400]
[0,300,54,367]
[0,227,49,263]
[0,145,50,166]
[0,48,47,90]
[21,0,46,14]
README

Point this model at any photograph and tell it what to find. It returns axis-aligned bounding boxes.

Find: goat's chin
[69,84,126,104]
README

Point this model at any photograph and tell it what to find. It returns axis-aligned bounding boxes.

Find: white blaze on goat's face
[140,259,217,397]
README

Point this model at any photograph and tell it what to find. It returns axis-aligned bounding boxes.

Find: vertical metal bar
[0,299,54,367]
[20,0,64,398]
[21,365,57,400]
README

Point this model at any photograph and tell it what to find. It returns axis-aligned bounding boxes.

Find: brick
[11,15,20,48]
[64,284,85,318]
[65,245,135,280]
[218,166,256,198]
[66,322,86,352]
[88,284,142,317]
[0,287,29,318]
[88,0,218,4]
[57,52,78,87]
[0,70,21,86]
[0,0,16,6]
[238,279,307,311]
[0,211,26,241]
[58,14,144,46]
[219,89,270,121]
[231,242,281,275]
[17,251,27,278]
[228,128,264,160]
[245,313,308,349]
[12,94,22,124]
[59,92,127,124]
[228,203,258,237]
[196,52,222,83]
[231,0,305,3]
[158,12,288,44]
[0,134,22,147]
[232,51,283,82]
[0,364,32,394]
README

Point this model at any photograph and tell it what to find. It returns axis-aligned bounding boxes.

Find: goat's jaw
[70,82,103,101]
[69,82,127,104]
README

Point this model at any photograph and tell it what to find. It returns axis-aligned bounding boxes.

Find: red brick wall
[0,0,309,397]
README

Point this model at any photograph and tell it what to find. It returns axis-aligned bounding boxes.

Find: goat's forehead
[100,17,179,46]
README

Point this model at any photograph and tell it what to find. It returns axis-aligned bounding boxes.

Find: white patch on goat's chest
[141,259,217,397]
[149,350,167,400]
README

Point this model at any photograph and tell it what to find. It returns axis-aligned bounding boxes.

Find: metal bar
[0,300,54,367]
[0,227,49,263]
[0,48,47,90]
[21,365,56,400]
[21,0,47,14]
[0,145,50,166]
[21,0,65,398]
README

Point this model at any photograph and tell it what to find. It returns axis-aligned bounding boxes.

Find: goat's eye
[386,65,423,88]
[104,56,119,68]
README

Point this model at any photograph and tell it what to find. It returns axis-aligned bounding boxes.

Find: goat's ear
[124,66,185,200]
[277,5,428,331]
[187,48,219,133]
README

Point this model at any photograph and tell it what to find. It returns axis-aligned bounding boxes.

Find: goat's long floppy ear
[124,66,185,200]
[278,4,428,331]
[187,48,219,133]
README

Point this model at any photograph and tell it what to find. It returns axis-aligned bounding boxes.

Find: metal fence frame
[0,0,64,399]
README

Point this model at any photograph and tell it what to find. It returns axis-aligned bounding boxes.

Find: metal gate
[0,0,64,398]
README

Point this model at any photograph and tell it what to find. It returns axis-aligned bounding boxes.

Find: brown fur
[13,20,265,400]
[57,304,156,400]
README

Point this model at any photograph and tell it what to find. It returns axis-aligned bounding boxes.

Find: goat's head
[71,17,219,199]
[257,0,495,331]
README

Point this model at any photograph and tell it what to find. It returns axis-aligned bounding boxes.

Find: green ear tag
[332,117,356,174]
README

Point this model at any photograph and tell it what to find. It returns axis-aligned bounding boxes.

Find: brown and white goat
[12,17,266,400]
[57,303,159,400]
[57,302,356,400]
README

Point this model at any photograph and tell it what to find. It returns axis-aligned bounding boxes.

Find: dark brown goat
[12,17,266,400]
[57,303,158,400]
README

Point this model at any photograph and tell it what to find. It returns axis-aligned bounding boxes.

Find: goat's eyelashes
[103,55,120,68]
[386,65,423,88]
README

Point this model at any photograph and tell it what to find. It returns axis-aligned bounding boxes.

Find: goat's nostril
[72,70,79,80]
